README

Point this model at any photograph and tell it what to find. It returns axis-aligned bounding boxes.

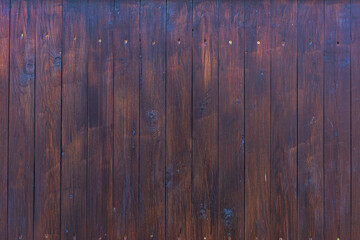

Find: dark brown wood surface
[3,1,360,239]
[61,0,88,239]
[166,1,192,240]
[0,0,9,239]
[324,1,351,240]
[34,1,62,239]
[244,0,271,239]
[113,0,140,240]
[270,0,298,239]
[298,0,324,239]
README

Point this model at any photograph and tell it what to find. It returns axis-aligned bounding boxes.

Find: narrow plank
[192,1,219,240]
[61,0,88,239]
[139,1,166,239]
[113,0,140,239]
[270,0,298,239]
[0,0,9,239]
[324,1,351,239]
[218,1,244,239]
[352,1,360,239]
[87,0,114,239]
[297,0,324,239]
[244,0,271,239]
[166,0,192,239]
[34,1,62,239]
[8,0,36,239]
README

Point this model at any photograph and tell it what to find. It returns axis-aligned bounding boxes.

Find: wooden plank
[244,0,271,239]
[192,1,218,240]
[324,1,351,240]
[270,0,298,239]
[166,0,192,239]
[139,1,166,239]
[61,0,88,239]
[218,1,244,239]
[8,0,36,239]
[297,0,324,239]
[113,0,140,239]
[352,1,360,239]
[34,1,62,239]
[87,0,114,239]
[0,0,9,239]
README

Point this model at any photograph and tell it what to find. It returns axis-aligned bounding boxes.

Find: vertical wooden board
[139,1,166,239]
[166,1,192,239]
[270,0,298,239]
[87,0,114,239]
[352,1,360,239]
[192,1,218,240]
[34,1,62,239]
[218,1,244,239]
[324,1,351,239]
[61,0,87,239]
[244,0,271,239]
[297,0,324,239]
[0,0,9,239]
[8,0,36,239]
[113,0,139,239]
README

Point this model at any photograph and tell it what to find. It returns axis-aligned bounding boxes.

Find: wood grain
[113,0,140,239]
[34,1,62,239]
[352,1,360,239]
[86,0,114,239]
[270,0,298,239]
[61,0,88,239]
[166,0,192,240]
[139,1,166,240]
[218,1,244,239]
[244,0,271,239]
[324,1,351,239]
[8,1,36,239]
[192,1,219,240]
[298,0,324,239]
[0,1,9,239]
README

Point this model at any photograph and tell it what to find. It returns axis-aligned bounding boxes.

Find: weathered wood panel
[244,0,271,239]
[298,0,324,239]
[113,0,140,239]
[87,0,114,239]
[0,0,9,239]
[324,1,351,239]
[61,0,88,239]
[192,1,219,239]
[166,1,192,240]
[139,1,166,240]
[8,1,36,239]
[218,1,245,239]
[1,1,360,239]
[270,0,298,239]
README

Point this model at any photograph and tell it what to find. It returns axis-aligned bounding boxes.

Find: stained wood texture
[352,1,360,239]
[61,0,88,239]
[113,0,140,239]
[34,1,62,239]
[166,1,192,240]
[270,0,298,239]
[0,0,9,239]
[324,1,351,240]
[298,0,324,239]
[139,1,166,240]
[218,1,244,240]
[87,0,114,239]
[2,1,360,239]
[244,0,271,239]
[8,1,36,240]
[192,1,219,240]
